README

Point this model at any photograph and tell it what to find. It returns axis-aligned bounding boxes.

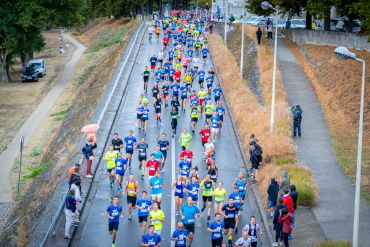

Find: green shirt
[170,111,180,123]
[205,104,215,115]
[200,180,214,196]
[180,133,192,147]
[190,106,200,118]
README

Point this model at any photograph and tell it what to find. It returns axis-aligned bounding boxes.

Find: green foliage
[77,65,96,87]
[275,156,297,165]
[50,105,73,121]
[316,241,352,247]
[23,161,52,178]
[353,0,370,42]
[89,27,128,52]
[246,0,275,17]
[30,147,42,157]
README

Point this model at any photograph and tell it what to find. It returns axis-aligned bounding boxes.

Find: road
[64,24,269,247]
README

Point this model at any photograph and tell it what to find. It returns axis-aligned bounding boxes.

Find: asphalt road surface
[69,24,267,247]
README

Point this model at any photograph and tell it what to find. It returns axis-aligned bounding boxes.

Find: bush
[316,240,351,247]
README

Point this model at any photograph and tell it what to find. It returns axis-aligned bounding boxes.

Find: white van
[27,59,46,78]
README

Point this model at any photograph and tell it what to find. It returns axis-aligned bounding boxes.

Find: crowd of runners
[66,9,269,247]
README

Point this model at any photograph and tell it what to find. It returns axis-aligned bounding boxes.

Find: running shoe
[201,206,206,212]
[144,131,146,135]
[112,180,115,185]
[72,222,79,226]
[159,118,161,122]
[139,166,141,170]
[241,205,243,211]
[129,164,131,169]
[112,244,115,247]
[172,135,174,138]
[157,121,159,126]
[272,243,279,247]
[128,216,132,221]
[110,182,112,188]
[207,216,210,221]
[65,235,72,239]
[192,130,194,134]
[234,227,238,233]
[120,184,122,189]
[176,211,179,216]
[219,129,221,133]
[116,188,120,193]
[142,172,144,177]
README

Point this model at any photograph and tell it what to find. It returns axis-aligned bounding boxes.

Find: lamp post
[240,2,245,78]
[334,46,366,247]
[261,1,278,132]
[224,0,228,42]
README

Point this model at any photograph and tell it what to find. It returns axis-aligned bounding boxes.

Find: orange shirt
[68,166,76,178]
[87,131,96,144]
[156,27,161,34]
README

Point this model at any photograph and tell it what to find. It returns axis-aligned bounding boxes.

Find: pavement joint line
[171,137,176,247]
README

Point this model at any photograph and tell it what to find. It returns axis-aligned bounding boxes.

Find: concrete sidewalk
[272,37,370,245]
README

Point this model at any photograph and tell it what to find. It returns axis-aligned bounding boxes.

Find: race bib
[141,209,147,213]
[129,190,135,194]
[214,233,221,238]
[172,115,177,119]
[182,138,187,142]
[239,186,244,190]
[156,105,160,108]
[140,152,146,156]
[211,174,217,179]
[154,184,160,189]
[217,196,223,201]
[187,219,194,223]
[205,190,211,195]
[150,166,155,171]
[205,133,210,136]
[127,145,132,149]
[112,211,118,216]
[117,167,122,170]
[154,220,159,225]
[176,189,181,193]
[155,158,161,162]
[228,213,234,218]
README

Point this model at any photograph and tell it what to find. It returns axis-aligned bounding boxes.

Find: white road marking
[171,136,176,247]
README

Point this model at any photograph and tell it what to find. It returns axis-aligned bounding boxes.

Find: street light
[261,1,278,132]
[240,3,245,78]
[224,0,228,42]
[334,46,366,247]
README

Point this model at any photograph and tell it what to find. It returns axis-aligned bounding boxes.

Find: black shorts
[175,194,183,198]
[126,150,133,154]
[202,141,207,147]
[141,117,148,122]
[184,223,195,233]
[251,242,257,247]
[144,76,149,82]
[191,117,198,122]
[127,196,137,205]
[107,168,113,173]
[206,114,212,119]
[183,65,187,69]
[163,43,167,47]
[214,97,220,102]
[158,59,163,63]
[169,58,173,62]
[207,85,212,89]
[181,146,186,151]
[219,116,223,122]
[224,220,236,229]
[211,237,223,247]
[252,164,259,169]
[155,108,161,113]
[181,96,187,100]
[203,55,207,58]
[138,157,147,162]
[108,222,119,231]
[199,79,204,84]
[169,77,174,82]
[171,121,178,130]
[162,151,167,160]
[137,114,142,119]
[194,66,198,69]
[138,215,148,223]
[203,195,212,202]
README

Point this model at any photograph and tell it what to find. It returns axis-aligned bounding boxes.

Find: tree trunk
[0,50,11,83]
[324,16,330,31]
[149,0,153,14]
[146,0,149,15]
[306,12,312,30]
[348,15,354,33]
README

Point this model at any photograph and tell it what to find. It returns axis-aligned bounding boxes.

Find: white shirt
[157,52,164,60]
[204,143,214,156]
[193,58,200,67]
[148,27,155,34]
[243,224,260,242]
[235,237,251,247]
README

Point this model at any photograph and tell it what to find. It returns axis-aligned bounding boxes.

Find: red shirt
[180,151,193,163]
[146,160,159,176]
[199,128,211,143]
[283,195,295,213]
[174,71,181,81]
[163,37,169,44]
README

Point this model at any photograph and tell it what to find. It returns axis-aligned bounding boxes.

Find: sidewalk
[272,37,370,245]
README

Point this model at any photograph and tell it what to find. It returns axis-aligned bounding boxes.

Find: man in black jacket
[251,145,262,182]
[267,176,279,217]
[290,185,299,229]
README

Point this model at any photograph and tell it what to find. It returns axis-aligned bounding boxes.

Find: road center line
[171,136,176,247]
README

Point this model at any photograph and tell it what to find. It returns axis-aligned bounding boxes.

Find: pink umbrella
[81,124,100,132]
[172,10,178,16]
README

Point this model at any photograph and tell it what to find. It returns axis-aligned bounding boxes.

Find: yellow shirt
[127,181,137,197]
[184,74,192,82]
[213,188,227,202]
[150,210,164,230]
[198,91,207,99]
[205,104,215,115]
[105,151,117,169]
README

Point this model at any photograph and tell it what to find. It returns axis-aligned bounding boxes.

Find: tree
[306,0,332,31]
[353,0,370,41]
[246,0,275,16]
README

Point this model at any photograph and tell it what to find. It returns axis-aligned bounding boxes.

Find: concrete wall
[285,28,370,51]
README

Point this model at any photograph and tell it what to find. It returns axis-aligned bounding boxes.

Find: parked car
[27,59,46,78]
[335,19,362,33]
[276,19,286,28]
[302,19,317,29]
[315,18,341,31]
[246,18,258,25]
[22,66,38,82]
[289,19,306,29]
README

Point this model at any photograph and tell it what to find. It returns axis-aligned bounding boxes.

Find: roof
[28,59,44,63]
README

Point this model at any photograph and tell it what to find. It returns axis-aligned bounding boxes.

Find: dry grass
[316,240,352,247]
[286,40,370,202]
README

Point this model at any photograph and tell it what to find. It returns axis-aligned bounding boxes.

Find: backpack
[82,146,87,156]
[294,109,302,122]
[248,224,257,237]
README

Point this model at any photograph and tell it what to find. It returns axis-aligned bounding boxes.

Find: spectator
[267,176,279,217]
[267,20,274,39]
[84,138,97,178]
[65,189,78,239]
[250,145,262,183]
[256,28,262,45]
[285,18,291,29]
[70,178,82,203]
[279,208,293,247]
[69,167,80,189]
[283,189,294,240]
[272,198,287,246]
[291,104,303,137]
[68,163,80,179]
[290,185,299,230]
[279,170,290,198]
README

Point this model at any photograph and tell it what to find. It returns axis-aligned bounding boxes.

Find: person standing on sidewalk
[267,176,279,217]
[279,171,290,198]
[291,104,303,137]
[272,198,287,246]
[256,28,262,45]
[283,189,294,239]
[65,189,78,239]
[84,139,97,178]
[279,208,293,247]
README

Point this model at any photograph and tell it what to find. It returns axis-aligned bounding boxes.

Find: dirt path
[0,34,86,203]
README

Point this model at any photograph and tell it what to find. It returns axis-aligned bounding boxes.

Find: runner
[140,94,149,106]
[171,79,181,98]
[162,81,170,108]
[171,222,189,247]
[170,106,180,138]
[211,111,221,142]
[193,55,200,74]
[149,54,157,75]
[148,171,164,205]
[184,71,192,91]
[179,154,192,181]
[105,144,118,188]
[242,216,262,247]
[205,100,215,126]
[206,73,214,94]
[148,25,155,42]
[149,202,165,236]
[197,87,206,113]
[229,187,244,233]
[189,90,199,108]
[141,104,149,135]
[213,182,227,216]
[156,25,161,41]
[154,68,162,86]
[180,197,201,247]
[168,48,175,64]
[182,54,189,72]
[114,152,128,193]
[220,197,240,247]
[188,67,196,87]
[187,166,202,184]
[123,174,140,221]
[172,174,185,215]
[207,214,225,247]
[112,133,123,153]
[180,81,188,111]
[142,225,162,247]
[144,154,160,180]
[184,176,200,205]
[135,137,149,176]
[142,66,151,92]
[106,196,123,247]
[197,67,205,88]
[190,102,200,134]
[124,130,137,168]
[213,84,222,104]
[200,174,215,221]
[163,35,169,51]
[215,102,225,133]
[136,191,153,237]
[157,134,169,170]
[187,47,194,62]
[199,125,211,154]
[232,172,248,211]
[207,160,219,183]
[179,128,192,151]
[154,94,163,125]
[202,46,209,65]
[158,50,165,67]
[152,82,160,103]
[234,232,252,247]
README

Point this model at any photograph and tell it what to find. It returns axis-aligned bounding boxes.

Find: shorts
[139,215,148,223]
[199,99,203,105]
[163,94,168,99]
[194,66,198,69]
[206,114,212,119]
[162,151,167,160]
[163,43,167,47]
[211,237,223,247]
[181,146,186,151]
[169,77,174,82]
[175,193,183,198]
[215,200,224,205]
[144,76,149,82]
[151,193,162,200]
[199,79,204,84]
[158,59,163,64]
[183,65,187,69]
[107,168,114,173]
[211,128,218,133]
[154,229,162,236]
[202,141,207,147]
[214,97,220,102]
[138,156,147,162]
[155,108,161,113]
[169,58,173,62]
[116,171,124,177]
[151,65,155,70]
[203,55,207,58]
[207,85,212,89]
[126,150,134,154]
[251,242,257,247]
[137,113,142,119]
[203,195,212,202]
[219,116,224,122]
[108,222,119,231]
[184,223,195,233]
[181,96,187,100]
[252,164,259,169]
[191,197,198,204]
[171,121,178,130]
[224,220,236,229]
[191,117,198,122]
[127,196,137,205]
[141,117,148,122]
[269,201,277,207]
